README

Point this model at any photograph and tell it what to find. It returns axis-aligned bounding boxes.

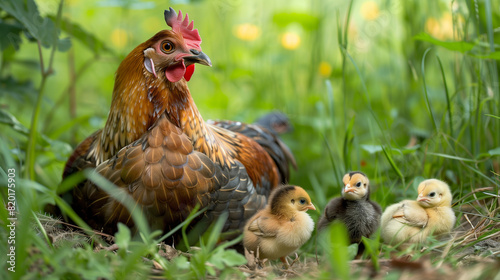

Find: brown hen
[62,8,295,240]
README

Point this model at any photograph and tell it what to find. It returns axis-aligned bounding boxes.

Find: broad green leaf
[0,21,23,50]
[414,32,475,53]
[0,76,37,101]
[488,147,500,156]
[210,249,246,269]
[0,0,58,48]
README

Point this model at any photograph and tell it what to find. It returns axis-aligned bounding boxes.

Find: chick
[243,185,315,268]
[380,179,455,246]
[317,172,382,249]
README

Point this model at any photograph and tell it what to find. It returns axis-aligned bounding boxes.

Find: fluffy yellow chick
[243,185,315,267]
[380,179,455,246]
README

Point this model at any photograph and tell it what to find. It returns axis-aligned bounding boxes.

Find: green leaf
[0,76,37,101]
[0,20,23,50]
[427,152,477,162]
[173,255,190,270]
[0,0,58,48]
[319,222,351,280]
[57,37,72,52]
[0,108,30,135]
[414,32,475,53]
[469,51,500,60]
[272,11,320,30]
[361,144,383,154]
[485,114,500,120]
[115,223,131,250]
[0,109,72,155]
[347,243,358,260]
[210,249,246,269]
[488,147,500,156]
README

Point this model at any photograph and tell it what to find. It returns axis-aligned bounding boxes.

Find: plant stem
[25,0,64,180]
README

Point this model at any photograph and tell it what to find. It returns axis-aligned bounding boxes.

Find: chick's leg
[279,256,290,269]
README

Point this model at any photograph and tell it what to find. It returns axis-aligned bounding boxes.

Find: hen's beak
[184,49,211,67]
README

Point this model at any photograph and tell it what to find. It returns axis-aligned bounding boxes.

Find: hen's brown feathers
[74,114,269,234]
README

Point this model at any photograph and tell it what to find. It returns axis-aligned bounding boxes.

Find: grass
[1,0,499,279]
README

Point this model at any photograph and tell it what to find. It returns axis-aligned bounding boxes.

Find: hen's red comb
[164,7,202,50]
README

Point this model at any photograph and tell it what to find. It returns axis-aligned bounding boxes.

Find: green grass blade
[436,55,454,136]
[421,48,438,132]
[84,169,151,239]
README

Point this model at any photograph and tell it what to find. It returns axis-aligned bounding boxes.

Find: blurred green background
[0,0,499,278]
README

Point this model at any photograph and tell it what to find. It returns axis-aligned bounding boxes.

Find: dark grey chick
[317,172,382,254]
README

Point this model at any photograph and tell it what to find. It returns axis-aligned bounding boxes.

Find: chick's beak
[417,195,429,202]
[344,185,356,193]
[306,203,316,211]
[184,49,211,67]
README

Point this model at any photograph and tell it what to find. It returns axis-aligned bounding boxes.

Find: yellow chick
[243,185,315,268]
[380,179,455,246]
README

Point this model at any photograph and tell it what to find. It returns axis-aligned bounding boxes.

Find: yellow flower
[234,23,261,41]
[425,17,440,38]
[111,28,128,49]
[425,12,454,40]
[439,12,454,39]
[281,32,301,50]
[319,62,332,77]
[360,1,380,21]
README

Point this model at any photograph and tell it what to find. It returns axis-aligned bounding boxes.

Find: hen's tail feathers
[208,111,297,184]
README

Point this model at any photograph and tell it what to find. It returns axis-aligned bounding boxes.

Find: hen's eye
[299,199,306,204]
[429,192,436,197]
[161,41,175,54]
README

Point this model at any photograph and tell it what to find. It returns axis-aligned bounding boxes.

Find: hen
[62,8,295,239]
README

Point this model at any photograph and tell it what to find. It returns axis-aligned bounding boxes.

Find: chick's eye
[356,182,361,187]
[429,192,436,197]
[299,199,306,204]
[161,41,175,54]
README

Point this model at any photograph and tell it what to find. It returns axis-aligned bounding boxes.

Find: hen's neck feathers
[91,43,235,168]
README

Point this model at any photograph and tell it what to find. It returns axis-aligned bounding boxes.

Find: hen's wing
[207,117,296,184]
[62,130,101,179]
[72,114,267,237]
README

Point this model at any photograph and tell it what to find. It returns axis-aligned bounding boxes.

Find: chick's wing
[392,201,428,228]
[247,214,279,237]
